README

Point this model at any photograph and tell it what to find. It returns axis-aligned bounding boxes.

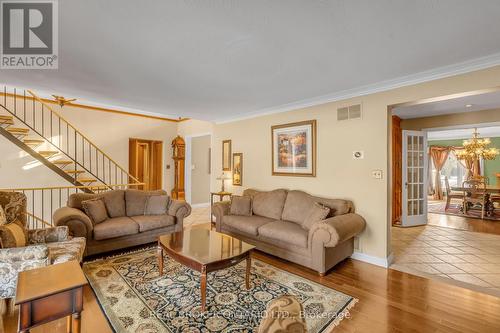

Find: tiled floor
[391,223,500,296]
[184,205,211,227]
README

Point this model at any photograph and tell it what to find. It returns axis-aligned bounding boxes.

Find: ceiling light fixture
[465,104,473,108]
[52,95,77,107]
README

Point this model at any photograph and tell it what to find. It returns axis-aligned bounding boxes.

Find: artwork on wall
[222,140,232,171]
[271,120,316,177]
[232,153,243,186]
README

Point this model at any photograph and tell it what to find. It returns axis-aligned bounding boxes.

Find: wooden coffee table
[158,229,255,311]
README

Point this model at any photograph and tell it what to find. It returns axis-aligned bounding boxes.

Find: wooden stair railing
[1,184,144,229]
[0,87,141,191]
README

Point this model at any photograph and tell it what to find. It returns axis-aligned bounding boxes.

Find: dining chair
[444,177,465,211]
[462,179,487,219]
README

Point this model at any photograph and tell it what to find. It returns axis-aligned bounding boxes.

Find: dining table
[451,184,500,216]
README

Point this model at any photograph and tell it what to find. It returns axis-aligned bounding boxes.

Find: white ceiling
[428,126,500,141]
[2,1,500,122]
[392,90,500,119]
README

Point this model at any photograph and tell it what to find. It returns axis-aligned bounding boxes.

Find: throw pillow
[0,205,7,225]
[0,219,27,248]
[145,195,169,215]
[230,195,253,216]
[302,202,330,230]
[82,198,109,225]
[101,190,126,218]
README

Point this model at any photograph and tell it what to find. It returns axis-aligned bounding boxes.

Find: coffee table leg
[246,255,251,290]
[157,245,164,276]
[201,266,207,312]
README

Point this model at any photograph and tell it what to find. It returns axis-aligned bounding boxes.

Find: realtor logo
[1,0,58,69]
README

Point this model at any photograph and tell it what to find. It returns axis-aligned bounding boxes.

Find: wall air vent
[337,104,362,121]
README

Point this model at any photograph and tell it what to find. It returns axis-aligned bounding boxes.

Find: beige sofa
[53,189,191,256]
[213,189,365,275]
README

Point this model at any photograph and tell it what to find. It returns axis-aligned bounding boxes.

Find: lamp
[455,128,499,178]
[216,172,231,192]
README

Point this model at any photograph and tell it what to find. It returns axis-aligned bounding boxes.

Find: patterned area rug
[83,248,357,332]
[428,201,500,221]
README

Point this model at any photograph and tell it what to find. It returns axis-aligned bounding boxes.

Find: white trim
[190,202,210,208]
[215,52,500,124]
[350,251,393,268]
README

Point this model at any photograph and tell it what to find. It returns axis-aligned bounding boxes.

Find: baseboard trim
[350,251,393,268]
[190,202,210,208]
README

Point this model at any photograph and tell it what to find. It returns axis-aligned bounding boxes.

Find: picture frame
[222,140,232,171]
[232,153,243,186]
[271,120,316,177]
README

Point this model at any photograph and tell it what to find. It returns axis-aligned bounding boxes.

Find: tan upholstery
[258,221,308,248]
[131,215,174,232]
[54,189,190,256]
[145,195,169,215]
[229,195,252,216]
[250,189,287,219]
[101,190,126,217]
[81,198,108,224]
[215,188,365,275]
[223,215,275,236]
[93,217,139,240]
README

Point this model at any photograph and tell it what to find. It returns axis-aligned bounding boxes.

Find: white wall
[190,135,211,205]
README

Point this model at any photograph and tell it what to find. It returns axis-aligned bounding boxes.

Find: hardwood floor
[428,211,500,235]
[2,223,500,332]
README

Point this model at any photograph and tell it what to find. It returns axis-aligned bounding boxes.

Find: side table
[210,191,232,222]
[15,260,88,333]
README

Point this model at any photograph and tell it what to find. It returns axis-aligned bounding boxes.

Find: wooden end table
[15,260,88,333]
[158,229,254,312]
[210,191,232,222]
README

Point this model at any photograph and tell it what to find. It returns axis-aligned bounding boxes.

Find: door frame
[184,132,212,206]
[129,138,163,190]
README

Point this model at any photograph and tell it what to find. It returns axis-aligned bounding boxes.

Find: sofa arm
[212,201,230,230]
[308,213,366,248]
[28,226,70,244]
[0,244,49,262]
[53,207,93,239]
[168,199,191,227]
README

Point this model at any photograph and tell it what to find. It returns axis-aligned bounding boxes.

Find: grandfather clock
[171,136,185,200]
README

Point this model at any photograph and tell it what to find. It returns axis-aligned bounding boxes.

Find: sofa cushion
[251,189,287,220]
[258,221,308,248]
[230,196,252,216]
[68,193,99,210]
[125,189,166,216]
[145,195,169,215]
[82,198,108,225]
[223,215,275,236]
[93,217,139,240]
[102,190,126,218]
[48,237,86,264]
[0,219,27,248]
[131,215,174,232]
[302,202,330,230]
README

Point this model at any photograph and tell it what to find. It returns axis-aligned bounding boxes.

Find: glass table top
[158,229,255,265]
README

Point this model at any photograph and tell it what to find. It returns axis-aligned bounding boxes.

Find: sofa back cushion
[244,189,287,220]
[101,190,126,218]
[145,195,169,215]
[125,189,167,216]
[68,193,99,210]
[282,190,353,225]
[301,202,330,230]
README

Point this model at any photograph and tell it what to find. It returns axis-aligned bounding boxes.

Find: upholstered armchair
[0,191,86,299]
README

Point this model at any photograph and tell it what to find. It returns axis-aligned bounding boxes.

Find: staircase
[0,87,141,193]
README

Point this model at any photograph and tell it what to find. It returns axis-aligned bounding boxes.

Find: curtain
[427,152,435,195]
[453,147,474,180]
[430,147,450,200]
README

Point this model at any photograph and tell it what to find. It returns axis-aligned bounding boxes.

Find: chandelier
[455,128,499,161]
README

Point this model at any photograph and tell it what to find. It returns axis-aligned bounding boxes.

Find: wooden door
[129,139,163,191]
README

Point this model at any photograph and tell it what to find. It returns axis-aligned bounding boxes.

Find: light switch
[372,170,383,179]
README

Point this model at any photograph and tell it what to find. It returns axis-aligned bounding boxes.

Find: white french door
[401,130,428,226]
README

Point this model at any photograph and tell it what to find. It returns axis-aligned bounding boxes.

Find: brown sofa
[53,189,191,256]
[213,189,365,275]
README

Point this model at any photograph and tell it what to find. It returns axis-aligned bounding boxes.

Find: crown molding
[215,52,500,124]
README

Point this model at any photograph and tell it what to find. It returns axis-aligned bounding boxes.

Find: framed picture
[222,140,231,171]
[232,153,243,186]
[272,120,316,177]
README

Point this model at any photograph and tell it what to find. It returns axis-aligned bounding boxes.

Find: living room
[2,1,500,332]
